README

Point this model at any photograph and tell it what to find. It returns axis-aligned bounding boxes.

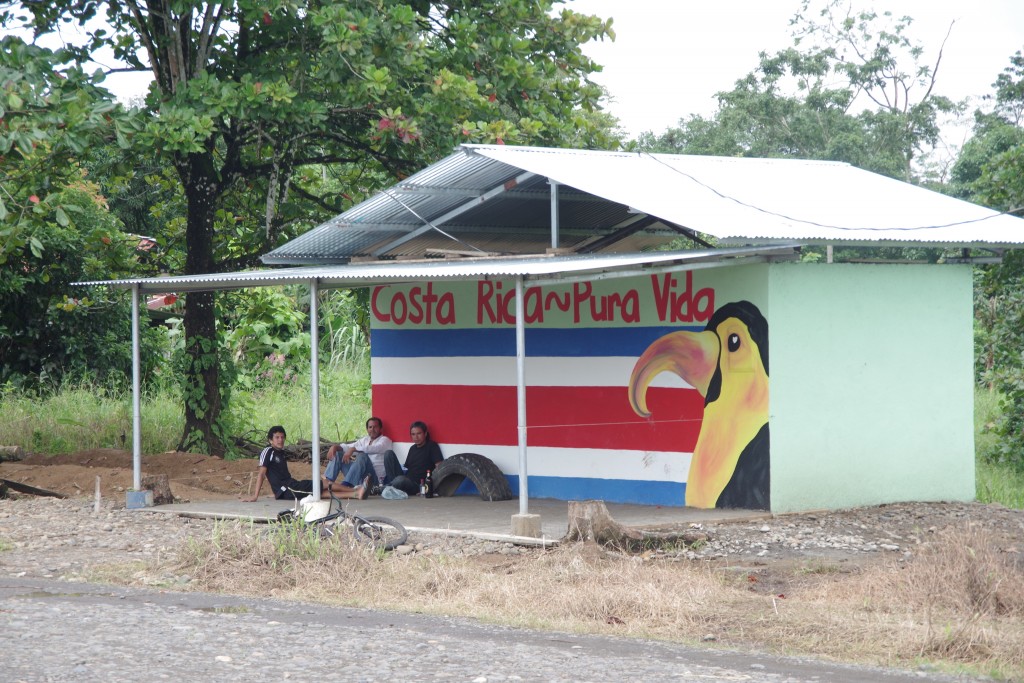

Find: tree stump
[0,446,26,462]
[564,500,712,552]
[565,500,645,549]
[142,474,174,505]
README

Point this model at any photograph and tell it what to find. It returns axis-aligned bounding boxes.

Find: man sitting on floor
[323,416,401,499]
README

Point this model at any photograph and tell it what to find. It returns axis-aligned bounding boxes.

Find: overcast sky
[570,0,1024,138]
[44,0,1024,144]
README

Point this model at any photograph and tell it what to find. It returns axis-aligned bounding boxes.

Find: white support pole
[515,275,529,515]
[549,180,560,249]
[310,280,321,498]
[131,284,142,491]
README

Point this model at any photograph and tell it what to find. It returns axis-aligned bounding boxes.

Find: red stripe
[373,384,703,452]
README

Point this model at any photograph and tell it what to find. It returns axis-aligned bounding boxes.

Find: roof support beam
[372,171,538,257]
[576,215,660,254]
[549,180,560,249]
[663,221,715,248]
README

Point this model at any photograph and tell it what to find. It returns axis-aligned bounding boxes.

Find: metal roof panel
[78,246,797,293]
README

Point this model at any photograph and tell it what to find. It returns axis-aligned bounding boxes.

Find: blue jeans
[325,450,402,487]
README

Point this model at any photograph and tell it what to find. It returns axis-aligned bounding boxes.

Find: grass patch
[0,364,370,456]
[977,461,1024,508]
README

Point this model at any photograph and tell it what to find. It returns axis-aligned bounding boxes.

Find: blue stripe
[372,326,704,358]
[449,475,687,507]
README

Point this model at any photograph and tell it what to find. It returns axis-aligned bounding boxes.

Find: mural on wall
[368,272,768,507]
[628,301,770,510]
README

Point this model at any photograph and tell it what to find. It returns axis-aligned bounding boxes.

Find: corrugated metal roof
[263,145,1024,265]
[77,245,797,293]
[471,146,1024,245]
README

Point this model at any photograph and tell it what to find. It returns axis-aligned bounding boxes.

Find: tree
[633,0,957,183]
[7,1,616,454]
[951,51,1024,470]
[0,37,160,388]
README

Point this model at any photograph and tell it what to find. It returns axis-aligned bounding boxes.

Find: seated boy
[241,425,344,501]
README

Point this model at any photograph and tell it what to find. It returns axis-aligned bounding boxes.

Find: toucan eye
[728,333,740,352]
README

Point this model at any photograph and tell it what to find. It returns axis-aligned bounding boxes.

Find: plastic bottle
[425,469,434,498]
[419,478,426,496]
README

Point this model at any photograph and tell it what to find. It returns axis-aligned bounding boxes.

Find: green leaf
[29,236,43,258]
[55,206,69,226]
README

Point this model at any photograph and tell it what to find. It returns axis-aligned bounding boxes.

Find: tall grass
[0,363,371,457]
[974,386,1024,508]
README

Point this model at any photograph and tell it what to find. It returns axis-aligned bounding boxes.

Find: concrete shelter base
[144,496,767,546]
[511,513,542,538]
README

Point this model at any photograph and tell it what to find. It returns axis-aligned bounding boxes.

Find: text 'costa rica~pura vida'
[371,272,715,326]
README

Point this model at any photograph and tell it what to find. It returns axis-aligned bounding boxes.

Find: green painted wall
[767,262,975,512]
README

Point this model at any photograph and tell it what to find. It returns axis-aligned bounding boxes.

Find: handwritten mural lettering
[374,272,716,326]
[651,272,714,323]
[477,281,640,324]
[371,283,455,325]
[477,281,515,324]
[571,282,640,323]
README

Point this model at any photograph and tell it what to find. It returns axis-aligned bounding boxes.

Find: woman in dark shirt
[391,420,444,495]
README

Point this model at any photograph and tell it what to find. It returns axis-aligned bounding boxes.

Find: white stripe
[393,442,691,482]
[373,356,692,389]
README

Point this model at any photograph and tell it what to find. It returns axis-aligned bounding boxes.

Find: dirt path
[1,448,291,502]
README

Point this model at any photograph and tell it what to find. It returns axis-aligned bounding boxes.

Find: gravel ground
[2,495,1015,683]
[3,496,1024,580]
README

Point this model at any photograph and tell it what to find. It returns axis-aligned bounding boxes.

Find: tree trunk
[177,152,225,455]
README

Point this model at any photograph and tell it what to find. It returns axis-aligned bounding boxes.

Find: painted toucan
[628,301,770,510]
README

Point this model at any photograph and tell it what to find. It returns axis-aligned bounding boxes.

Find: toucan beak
[629,330,719,417]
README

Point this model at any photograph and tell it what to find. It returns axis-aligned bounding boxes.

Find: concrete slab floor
[142,496,770,546]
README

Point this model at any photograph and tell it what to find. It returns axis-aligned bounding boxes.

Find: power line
[643,152,1024,232]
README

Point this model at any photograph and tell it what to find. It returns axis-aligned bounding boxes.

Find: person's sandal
[356,475,370,500]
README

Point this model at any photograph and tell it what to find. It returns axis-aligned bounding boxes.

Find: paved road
[0,577,974,683]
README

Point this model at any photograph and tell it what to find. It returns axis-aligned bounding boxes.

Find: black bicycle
[277,487,408,551]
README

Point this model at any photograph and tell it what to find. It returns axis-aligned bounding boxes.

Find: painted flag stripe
[391,442,692,482]
[372,356,694,389]
[370,325,704,358]
[373,384,703,452]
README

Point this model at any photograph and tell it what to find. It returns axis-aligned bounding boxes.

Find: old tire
[432,452,513,502]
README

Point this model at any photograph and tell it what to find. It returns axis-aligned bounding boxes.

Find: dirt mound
[0,449,321,503]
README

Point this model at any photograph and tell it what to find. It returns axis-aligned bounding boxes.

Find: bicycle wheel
[351,515,408,550]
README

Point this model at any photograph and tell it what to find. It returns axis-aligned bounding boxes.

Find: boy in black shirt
[241,425,334,501]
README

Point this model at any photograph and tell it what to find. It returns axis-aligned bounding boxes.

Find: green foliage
[0,37,163,389]
[955,52,1024,471]
[0,37,141,263]
[0,182,168,386]
[6,0,619,454]
[320,290,371,369]
[222,287,310,383]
